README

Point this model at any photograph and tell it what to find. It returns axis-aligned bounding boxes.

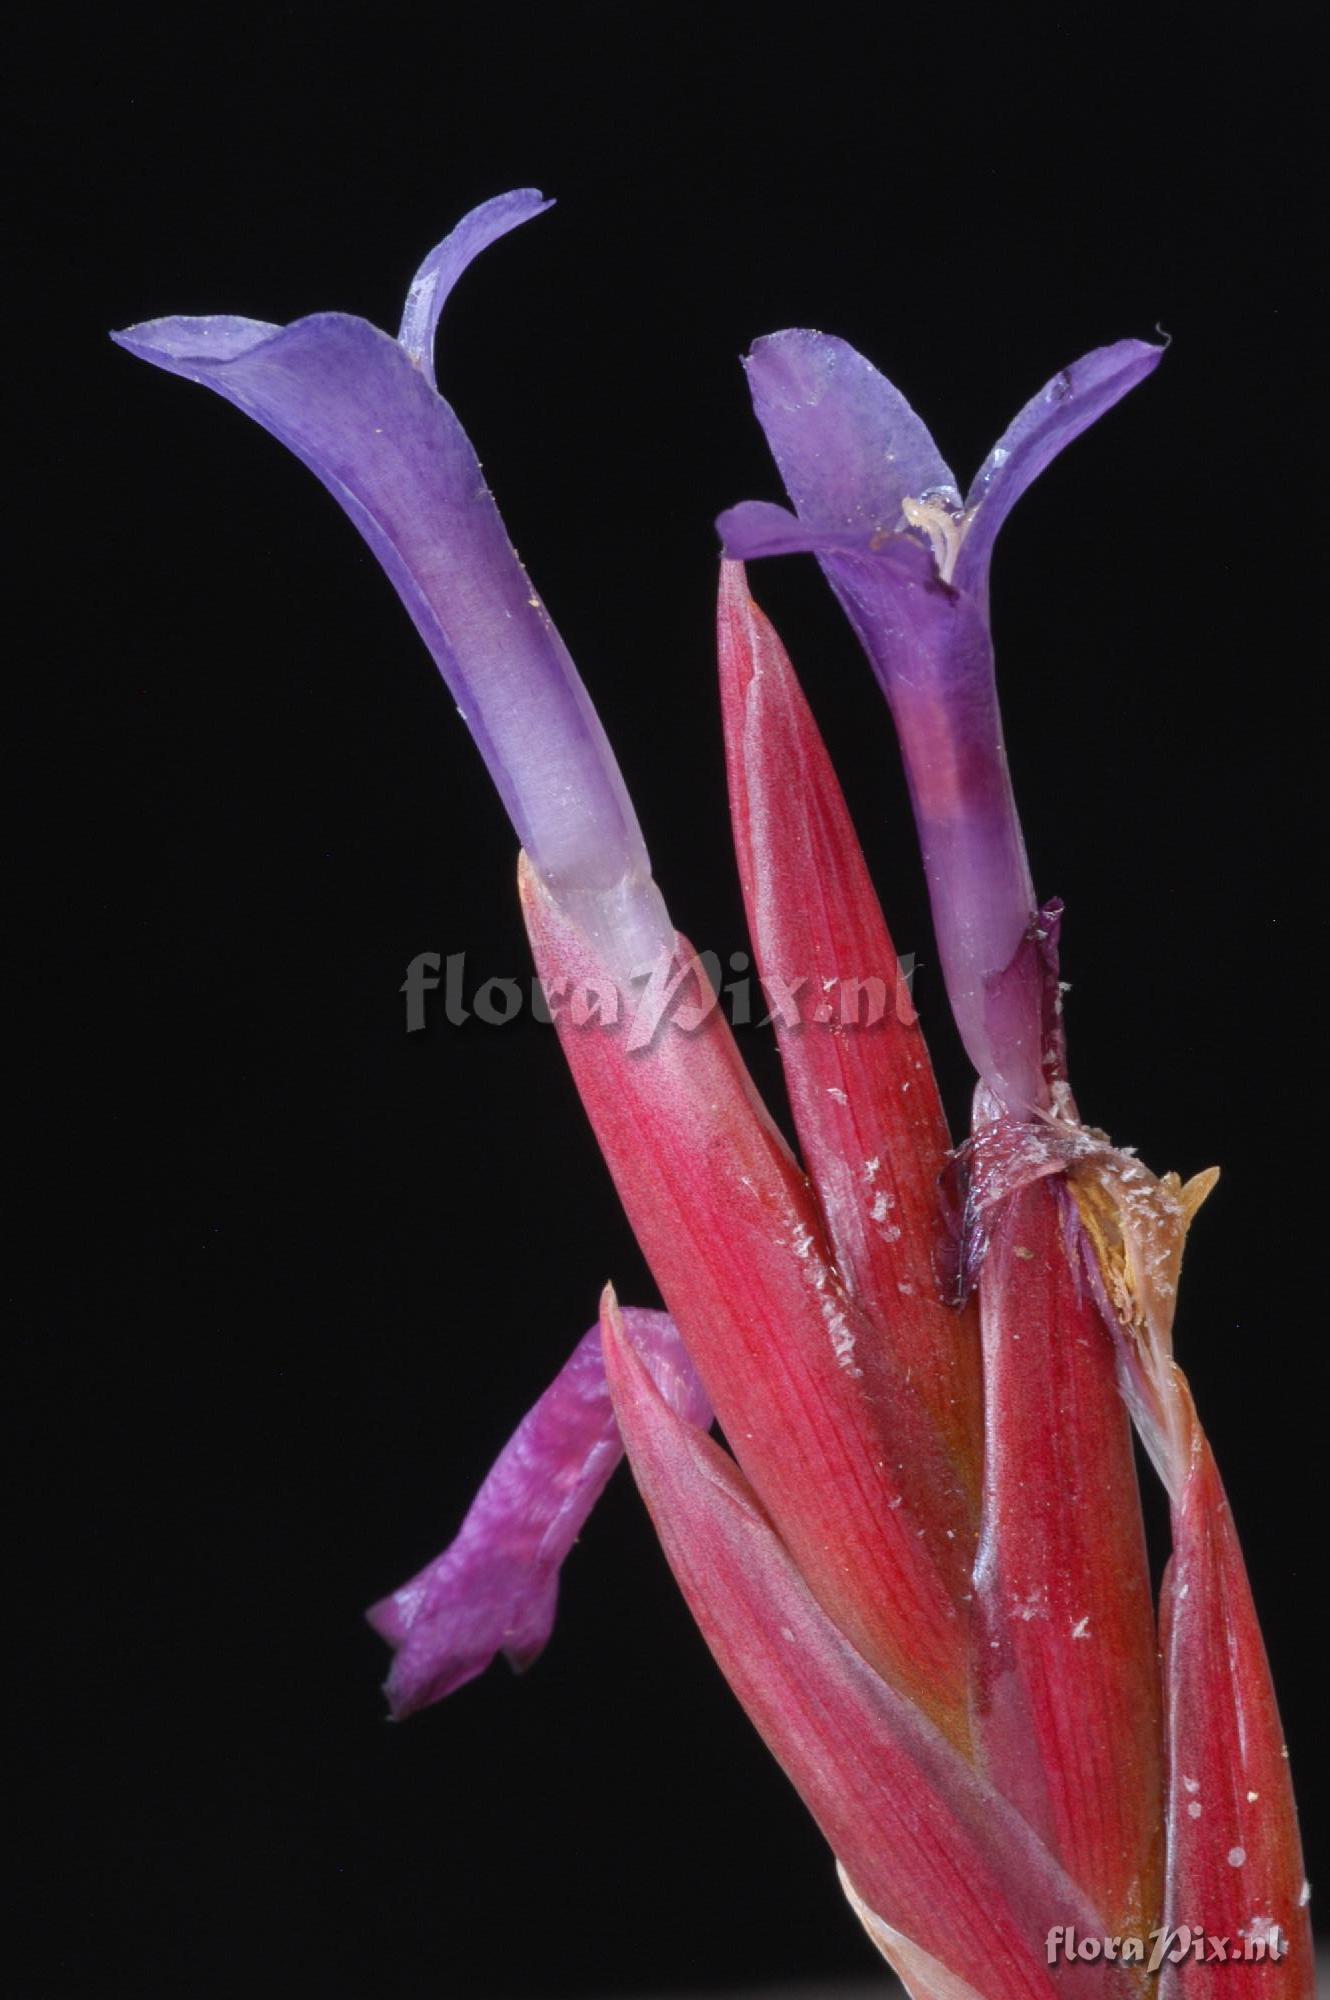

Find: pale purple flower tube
[112,192,671,972]
[368,1308,710,1719]
[719,332,1162,1112]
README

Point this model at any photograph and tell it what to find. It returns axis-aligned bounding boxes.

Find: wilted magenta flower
[367,1308,709,1718]
[115,198,1311,1999]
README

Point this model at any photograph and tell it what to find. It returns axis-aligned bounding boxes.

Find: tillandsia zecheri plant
[114,192,1312,1997]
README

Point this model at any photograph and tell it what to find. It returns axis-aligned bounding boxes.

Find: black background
[14,7,1323,1996]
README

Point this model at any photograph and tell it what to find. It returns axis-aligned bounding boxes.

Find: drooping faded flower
[115,197,1312,1998]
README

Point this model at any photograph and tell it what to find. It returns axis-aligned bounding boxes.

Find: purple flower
[112,191,671,974]
[719,333,1162,1111]
[114,192,708,1722]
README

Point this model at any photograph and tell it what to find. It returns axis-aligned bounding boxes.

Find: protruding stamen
[900,493,973,583]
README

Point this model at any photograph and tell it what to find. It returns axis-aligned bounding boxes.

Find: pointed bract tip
[598,1279,622,1345]
[716,553,749,604]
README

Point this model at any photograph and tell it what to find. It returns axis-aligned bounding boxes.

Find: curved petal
[112,235,670,974]
[397,187,554,387]
[110,314,284,364]
[368,1307,709,1719]
[743,331,959,533]
[955,339,1164,598]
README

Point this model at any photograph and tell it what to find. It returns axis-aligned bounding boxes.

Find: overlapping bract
[716,561,983,1484]
[114,197,1311,1998]
[724,326,1309,1980]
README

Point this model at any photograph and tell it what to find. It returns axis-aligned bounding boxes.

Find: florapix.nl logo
[1046,1922,1292,1971]
[401,946,920,1051]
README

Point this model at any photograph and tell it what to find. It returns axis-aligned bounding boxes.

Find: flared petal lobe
[369,1308,708,1719]
[397,187,554,387]
[716,562,982,1487]
[112,199,670,972]
[955,340,1164,600]
[741,330,958,533]
[603,1295,1134,2000]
